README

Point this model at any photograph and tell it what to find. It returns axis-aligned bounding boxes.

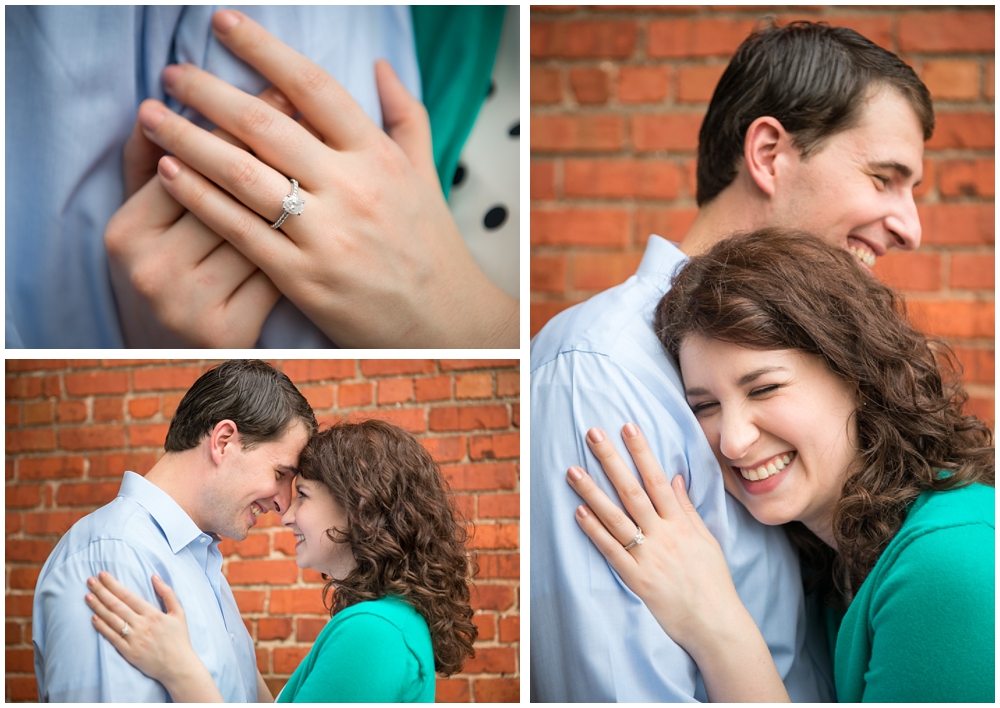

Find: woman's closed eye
[689,399,719,417]
[749,384,781,397]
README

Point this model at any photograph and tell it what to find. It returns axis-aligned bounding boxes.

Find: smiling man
[33,360,317,702]
[531,21,934,702]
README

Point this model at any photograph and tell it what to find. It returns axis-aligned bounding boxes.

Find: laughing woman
[85,420,477,702]
[567,229,994,702]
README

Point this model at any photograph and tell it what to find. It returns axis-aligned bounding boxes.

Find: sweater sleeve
[288,612,424,702]
[864,521,995,702]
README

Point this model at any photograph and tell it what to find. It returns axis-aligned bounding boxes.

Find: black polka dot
[486,80,496,98]
[508,122,519,137]
[483,206,507,230]
[452,163,466,187]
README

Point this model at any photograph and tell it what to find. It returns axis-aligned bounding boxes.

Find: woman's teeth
[739,453,793,481]
[295,534,305,543]
[848,245,876,268]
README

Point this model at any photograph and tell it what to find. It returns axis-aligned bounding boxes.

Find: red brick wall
[5,360,520,702]
[531,6,994,424]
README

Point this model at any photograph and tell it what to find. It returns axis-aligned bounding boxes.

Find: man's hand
[106,87,294,348]
[133,9,518,348]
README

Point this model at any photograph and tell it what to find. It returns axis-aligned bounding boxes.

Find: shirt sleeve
[289,613,423,702]
[34,539,169,702]
[864,521,995,702]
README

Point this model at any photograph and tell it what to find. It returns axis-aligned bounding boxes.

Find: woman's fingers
[151,575,184,617]
[574,504,636,577]
[210,9,375,149]
[375,60,438,190]
[91,612,130,653]
[620,423,685,520]
[93,572,155,615]
[584,428,659,526]
[566,466,644,548]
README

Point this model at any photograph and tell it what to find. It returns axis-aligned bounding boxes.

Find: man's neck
[678,176,767,256]
[144,451,208,532]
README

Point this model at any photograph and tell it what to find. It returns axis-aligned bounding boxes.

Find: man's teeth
[739,453,793,481]
[251,504,262,517]
[848,245,876,268]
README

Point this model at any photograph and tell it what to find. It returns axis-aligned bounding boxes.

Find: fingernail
[587,428,605,444]
[158,156,180,180]
[576,506,589,518]
[623,422,638,438]
[161,64,181,92]
[567,467,584,483]
[98,571,107,579]
[86,578,95,587]
[138,102,167,132]
[213,9,241,34]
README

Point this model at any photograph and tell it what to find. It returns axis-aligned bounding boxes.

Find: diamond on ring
[120,621,131,637]
[271,178,304,229]
[623,527,645,551]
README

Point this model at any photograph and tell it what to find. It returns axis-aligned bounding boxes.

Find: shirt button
[230,633,235,641]
[200,537,207,544]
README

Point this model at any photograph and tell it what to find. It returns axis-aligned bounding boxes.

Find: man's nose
[717,407,760,462]
[886,190,921,251]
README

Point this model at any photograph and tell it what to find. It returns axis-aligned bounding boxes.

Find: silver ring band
[623,527,645,551]
[271,178,304,229]
[120,621,131,637]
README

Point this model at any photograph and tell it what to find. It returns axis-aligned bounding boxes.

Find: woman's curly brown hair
[654,228,994,601]
[297,419,477,675]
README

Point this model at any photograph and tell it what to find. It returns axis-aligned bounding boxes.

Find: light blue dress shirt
[33,472,257,702]
[6,6,420,348]
[530,235,835,702]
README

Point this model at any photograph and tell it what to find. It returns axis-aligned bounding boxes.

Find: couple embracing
[531,20,994,703]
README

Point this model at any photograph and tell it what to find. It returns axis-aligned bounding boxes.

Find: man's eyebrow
[868,160,914,180]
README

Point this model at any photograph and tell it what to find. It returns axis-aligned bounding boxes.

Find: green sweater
[834,484,995,702]
[276,597,435,703]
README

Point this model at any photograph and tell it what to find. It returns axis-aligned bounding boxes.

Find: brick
[257,617,293,641]
[468,523,519,550]
[938,159,994,198]
[436,678,471,703]
[9,676,38,701]
[9,567,41,590]
[133,366,203,392]
[5,594,35,617]
[531,114,624,153]
[455,374,493,400]
[499,615,520,642]
[23,401,54,426]
[56,400,88,423]
[6,648,35,672]
[564,158,682,200]
[6,429,56,453]
[282,359,356,382]
[430,406,510,432]
[986,60,994,101]
[220,534,270,558]
[58,425,125,451]
[232,589,266,613]
[437,360,517,372]
[531,20,637,59]
[297,617,328,642]
[530,67,562,104]
[299,384,333,411]
[677,64,726,103]
[452,492,475,520]
[7,513,21,534]
[926,113,994,150]
[531,209,629,248]
[6,539,55,563]
[475,552,521,578]
[6,376,42,399]
[440,462,518,491]
[414,375,452,402]
[632,113,703,152]
[64,371,129,396]
[469,433,520,460]
[302,568,325,583]
[912,158,934,200]
[921,60,980,101]
[478,493,521,519]
[463,646,517,674]
[273,529,298,556]
[950,254,994,290]
[162,393,184,418]
[6,360,66,372]
[55,481,121,507]
[531,301,579,337]
[474,678,520,702]
[573,251,643,291]
[128,423,170,448]
[18,456,85,480]
[474,612,496,640]
[530,161,556,200]
[964,395,994,428]
[496,371,519,397]
[871,252,941,292]
[377,378,414,405]
[421,436,466,463]
[907,300,994,339]
[93,397,124,422]
[951,347,995,385]
[917,204,994,246]
[348,408,426,434]
[619,65,669,104]
[337,382,373,408]
[5,485,42,508]
[648,18,757,58]
[899,12,994,53]
[569,67,609,104]
[42,374,60,397]
[273,646,311,674]
[269,588,327,614]
[6,403,20,426]
[359,360,436,376]
[24,510,88,535]
[89,452,157,477]
[227,560,299,585]
[128,396,160,419]
[7,621,22,644]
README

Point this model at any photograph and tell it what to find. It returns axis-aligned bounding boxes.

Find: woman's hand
[86,572,224,702]
[135,9,517,348]
[567,424,790,702]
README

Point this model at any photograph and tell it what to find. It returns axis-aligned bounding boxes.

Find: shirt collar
[636,234,686,277]
[119,471,211,554]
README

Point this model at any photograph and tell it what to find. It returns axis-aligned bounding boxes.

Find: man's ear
[744,116,794,198]
[208,420,240,466]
